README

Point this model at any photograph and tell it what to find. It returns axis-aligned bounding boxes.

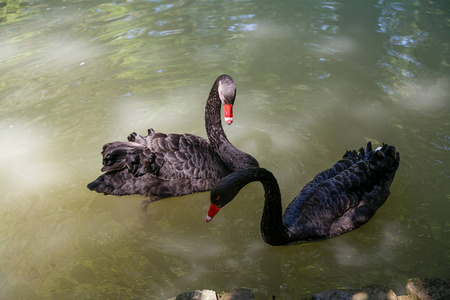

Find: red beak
[223,104,233,125]
[205,203,221,222]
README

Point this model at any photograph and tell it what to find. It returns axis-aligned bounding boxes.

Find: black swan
[87,75,259,207]
[206,143,399,245]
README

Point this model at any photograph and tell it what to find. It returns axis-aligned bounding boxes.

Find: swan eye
[212,195,221,204]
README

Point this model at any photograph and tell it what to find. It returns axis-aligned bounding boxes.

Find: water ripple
[148,28,184,37]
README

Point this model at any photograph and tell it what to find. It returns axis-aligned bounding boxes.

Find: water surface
[0,0,449,299]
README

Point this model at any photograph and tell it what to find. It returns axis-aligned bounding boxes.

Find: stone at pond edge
[173,289,216,300]
[218,288,255,300]
[170,278,450,299]
[170,288,255,300]
[406,278,450,300]
[311,285,397,300]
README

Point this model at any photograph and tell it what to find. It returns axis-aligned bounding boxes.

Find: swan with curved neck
[206,143,399,245]
[87,75,258,207]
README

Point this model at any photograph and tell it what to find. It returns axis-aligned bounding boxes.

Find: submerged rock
[406,278,450,300]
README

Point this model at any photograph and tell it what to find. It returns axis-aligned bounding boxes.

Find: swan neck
[204,80,258,171]
[259,171,290,245]
[213,168,289,245]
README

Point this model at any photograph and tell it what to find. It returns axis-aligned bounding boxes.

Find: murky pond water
[1,0,449,299]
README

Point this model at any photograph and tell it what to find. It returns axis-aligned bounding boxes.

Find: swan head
[218,75,236,125]
[206,190,231,222]
[205,172,241,222]
[205,169,258,222]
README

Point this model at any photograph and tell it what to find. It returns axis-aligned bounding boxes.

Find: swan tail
[99,141,163,177]
[98,129,165,177]
[344,142,400,174]
[338,142,400,191]
[369,143,400,175]
[87,131,166,194]
[342,143,399,193]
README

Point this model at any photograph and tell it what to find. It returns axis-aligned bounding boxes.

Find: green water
[0,0,449,299]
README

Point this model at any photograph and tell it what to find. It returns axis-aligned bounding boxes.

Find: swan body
[87,75,258,206]
[206,143,400,245]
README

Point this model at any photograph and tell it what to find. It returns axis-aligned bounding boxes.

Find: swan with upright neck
[206,143,399,245]
[87,75,258,207]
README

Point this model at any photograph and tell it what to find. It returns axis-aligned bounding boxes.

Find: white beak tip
[224,117,233,125]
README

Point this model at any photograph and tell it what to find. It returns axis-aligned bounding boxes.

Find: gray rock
[406,278,450,300]
[219,288,255,300]
[174,289,217,300]
[311,285,397,300]
[170,277,450,300]
[171,288,254,300]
